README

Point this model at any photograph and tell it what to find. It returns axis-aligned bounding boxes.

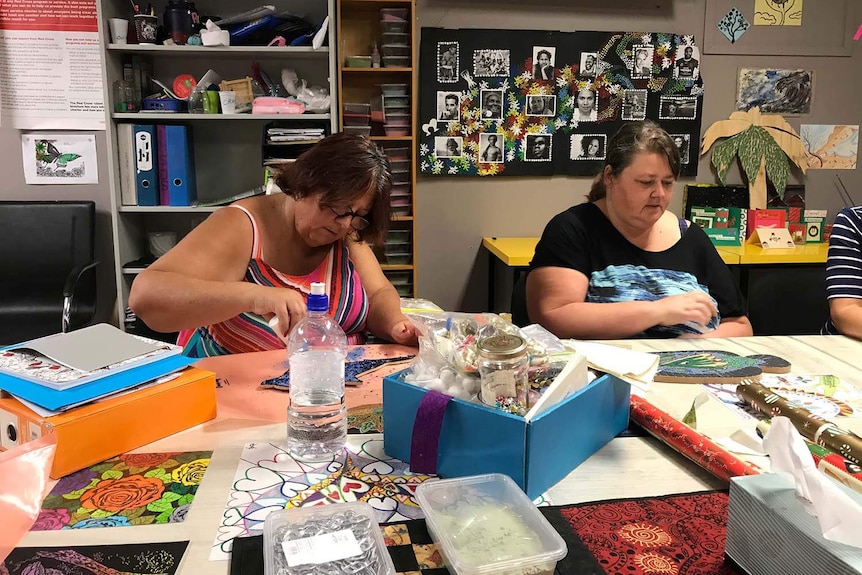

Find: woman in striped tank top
[128,133,417,357]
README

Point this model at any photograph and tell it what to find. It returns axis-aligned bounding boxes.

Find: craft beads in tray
[263,502,395,575]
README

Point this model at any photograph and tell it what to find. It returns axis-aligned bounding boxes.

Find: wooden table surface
[15,335,862,574]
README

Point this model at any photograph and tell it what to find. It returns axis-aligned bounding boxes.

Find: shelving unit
[337,0,418,298]
[95,0,338,332]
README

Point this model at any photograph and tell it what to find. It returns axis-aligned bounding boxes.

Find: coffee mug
[133,14,158,44]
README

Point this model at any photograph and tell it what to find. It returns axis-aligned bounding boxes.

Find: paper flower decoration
[699,106,808,209]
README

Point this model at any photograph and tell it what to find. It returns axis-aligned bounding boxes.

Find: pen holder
[133,14,158,45]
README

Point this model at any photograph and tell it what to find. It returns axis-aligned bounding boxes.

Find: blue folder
[133,124,159,206]
[161,125,197,206]
[0,354,196,412]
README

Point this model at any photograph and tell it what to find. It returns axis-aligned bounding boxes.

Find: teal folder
[0,354,196,411]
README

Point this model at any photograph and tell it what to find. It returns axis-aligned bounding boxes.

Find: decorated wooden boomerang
[653,350,790,383]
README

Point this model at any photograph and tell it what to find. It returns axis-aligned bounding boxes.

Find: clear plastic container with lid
[477,333,529,410]
[263,501,395,575]
[415,473,567,575]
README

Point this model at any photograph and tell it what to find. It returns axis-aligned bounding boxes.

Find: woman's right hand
[654,291,717,329]
[251,286,307,337]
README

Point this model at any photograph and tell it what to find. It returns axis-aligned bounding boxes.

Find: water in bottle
[286,282,348,460]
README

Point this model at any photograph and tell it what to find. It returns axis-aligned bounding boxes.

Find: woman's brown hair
[275,132,392,245]
[587,120,681,202]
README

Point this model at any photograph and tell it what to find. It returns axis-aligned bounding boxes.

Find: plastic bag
[0,433,57,562]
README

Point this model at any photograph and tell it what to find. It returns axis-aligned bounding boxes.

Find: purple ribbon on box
[409,390,452,474]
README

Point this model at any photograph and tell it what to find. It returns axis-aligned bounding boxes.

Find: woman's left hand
[389,316,419,346]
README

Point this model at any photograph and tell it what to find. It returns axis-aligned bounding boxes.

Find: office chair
[510,272,530,327]
[0,201,99,345]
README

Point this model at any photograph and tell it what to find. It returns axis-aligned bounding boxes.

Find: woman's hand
[388,316,419,346]
[654,291,717,329]
[250,286,308,337]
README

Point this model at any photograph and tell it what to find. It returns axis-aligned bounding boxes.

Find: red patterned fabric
[630,396,762,482]
[560,491,741,575]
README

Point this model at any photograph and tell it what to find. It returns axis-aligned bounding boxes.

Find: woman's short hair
[536,49,551,61]
[587,120,681,202]
[275,132,392,245]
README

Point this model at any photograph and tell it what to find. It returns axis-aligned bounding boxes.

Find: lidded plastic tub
[263,501,395,575]
[415,474,567,575]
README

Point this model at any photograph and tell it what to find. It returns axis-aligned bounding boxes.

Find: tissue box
[383,371,630,499]
[726,474,862,575]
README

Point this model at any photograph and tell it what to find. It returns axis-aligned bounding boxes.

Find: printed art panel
[419,28,705,177]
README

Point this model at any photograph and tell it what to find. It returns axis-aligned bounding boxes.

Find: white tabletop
[15,335,862,574]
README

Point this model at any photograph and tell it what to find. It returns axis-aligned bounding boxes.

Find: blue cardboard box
[383,371,630,499]
[727,474,862,575]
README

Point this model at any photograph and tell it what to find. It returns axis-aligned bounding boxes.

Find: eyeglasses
[328,206,370,231]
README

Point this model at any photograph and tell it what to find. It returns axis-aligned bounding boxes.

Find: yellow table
[482,237,539,310]
[715,242,829,265]
[484,236,740,310]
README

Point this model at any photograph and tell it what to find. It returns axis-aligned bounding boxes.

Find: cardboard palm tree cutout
[700,106,809,209]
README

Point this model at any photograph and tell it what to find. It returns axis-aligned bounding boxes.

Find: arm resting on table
[829,298,862,340]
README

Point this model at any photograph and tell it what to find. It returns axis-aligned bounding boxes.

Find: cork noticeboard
[703,0,856,56]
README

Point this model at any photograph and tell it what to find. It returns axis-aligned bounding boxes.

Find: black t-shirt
[530,202,745,337]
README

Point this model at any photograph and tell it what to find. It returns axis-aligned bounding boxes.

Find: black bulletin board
[418,27,705,177]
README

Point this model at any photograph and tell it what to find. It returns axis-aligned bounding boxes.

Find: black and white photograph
[573,89,598,123]
[671,134,691,164]
[480,89,504,120]
[436,91,460,122]
[479,133,505,163]
[673,45,700,80]
[621,89,647,121]
[435,136,463,158]
[659,96,698,120]
[579,52,598,78]
[524,133,552,162]
[526,95,555,117]
[473,49,510,77]
[570,134,607,160]
[631,44,654,79]
[437,42,459,83]
[532,46,556,80]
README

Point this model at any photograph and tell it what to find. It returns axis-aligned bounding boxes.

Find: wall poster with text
[0,0,105,129]
[419,28,705,177]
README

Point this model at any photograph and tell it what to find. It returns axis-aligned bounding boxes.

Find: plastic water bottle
[286,282,347,460]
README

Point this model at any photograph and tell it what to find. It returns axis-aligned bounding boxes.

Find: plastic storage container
[379,83,409,96]
[382,32,410,46]
[263,501,396,575]
[381,20,408,34]
[416,474,567,575]
[382,44,410,58]
[380,7,408,21]
[343,125,371,137]
[384,147,410,161]
[344,102,371,115]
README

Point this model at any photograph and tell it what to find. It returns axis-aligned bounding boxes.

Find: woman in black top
[527,121,753,339]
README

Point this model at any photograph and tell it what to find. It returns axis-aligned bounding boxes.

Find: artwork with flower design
[419,28,704,177]
[3,541,189,575]
[209,437,435,560]
[32,450,212,530]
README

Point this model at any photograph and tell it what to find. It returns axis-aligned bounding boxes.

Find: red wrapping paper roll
[630,395,762,483]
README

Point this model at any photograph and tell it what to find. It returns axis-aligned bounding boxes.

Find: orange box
[0,367,217,478]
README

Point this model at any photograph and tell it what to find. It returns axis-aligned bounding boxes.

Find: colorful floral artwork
[32,451,212,530]
[3,541,189,575]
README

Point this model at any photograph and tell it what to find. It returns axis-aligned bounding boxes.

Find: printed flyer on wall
[0,0,105,130]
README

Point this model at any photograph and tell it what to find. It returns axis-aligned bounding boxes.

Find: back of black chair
[0,201,97,344]
[511,272,530,327]
[745,265,828,335]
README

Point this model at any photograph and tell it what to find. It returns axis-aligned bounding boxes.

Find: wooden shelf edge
[113,113,331,121]
[107,44,329,54]
[380,264,414,270]
[339,66,412,72]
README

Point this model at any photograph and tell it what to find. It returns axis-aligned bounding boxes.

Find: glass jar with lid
[477,333,530,412]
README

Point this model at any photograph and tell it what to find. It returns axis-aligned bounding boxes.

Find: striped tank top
[178,205,369,357]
